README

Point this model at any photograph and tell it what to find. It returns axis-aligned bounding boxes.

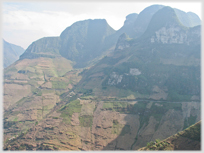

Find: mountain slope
[138,121,201,150]
[19,19,116,69]
[20,37,61,59]
[174,9,201,27]
[76,6,200,101]
[3,39,25,68]
[132,4,164,38]
[59,19,116,68]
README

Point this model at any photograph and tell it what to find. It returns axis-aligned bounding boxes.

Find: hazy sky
[2,1,202,49]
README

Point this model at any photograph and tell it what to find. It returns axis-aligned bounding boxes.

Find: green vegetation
[142,121,201,150]
[144,139,173,150]
[16,96,35,107]
[101,56,199,99]
[78,88,93,96]
[102,101,130,113]
[4,67,17,73]
[156,141,171,150]
[167,90,192,101]
[52,117,59,119]
[59,99,82,124]
[112,120,121,135]
[35,121,38,125]
[179,121,200,141]
[13,117,18,121]
[51,81,69,89]
[32,88,42,96]
[112,119,130,135]
[79,115,93,127]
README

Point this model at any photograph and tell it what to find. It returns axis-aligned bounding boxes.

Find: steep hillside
[3,57,82,146]
[20,37,61,59]
[76,7,200,102]
[59,19,116,68]
[4,36,75,111]
[138,121,201,150]
[3,39,25,68]
[4,36,78,142]
[3,19,116,151]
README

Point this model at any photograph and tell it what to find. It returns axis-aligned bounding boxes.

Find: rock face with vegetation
[3,39,25,68]
[3,4,201,151]
[78,6,200,102]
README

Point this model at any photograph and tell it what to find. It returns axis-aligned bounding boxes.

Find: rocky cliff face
[150,25,201,45]
[150,25,187,44]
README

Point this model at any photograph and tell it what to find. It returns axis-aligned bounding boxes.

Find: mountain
[59,19,116,68]
[3,5,201,151]
[19,19,116,68]
[20,37,61,59]
[3,39,25,68]
[138,121,200,150]
[125,5,201,39]
[132,4,164,38]
[76,6,200,101]
[174,9,201,27]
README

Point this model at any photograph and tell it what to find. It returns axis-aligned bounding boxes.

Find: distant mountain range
[3,4,201,151]
[3,39,25,68]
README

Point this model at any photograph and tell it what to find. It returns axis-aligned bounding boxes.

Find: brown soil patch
[71,113,80,126]
[4,83,31,110]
